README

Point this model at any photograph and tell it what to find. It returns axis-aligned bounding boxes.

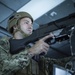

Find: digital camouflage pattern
[0,36,73,75]
[0,36,31,75]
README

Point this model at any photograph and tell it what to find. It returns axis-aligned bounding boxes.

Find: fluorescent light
[17,0,65,20]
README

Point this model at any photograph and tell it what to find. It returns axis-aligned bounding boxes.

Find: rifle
[9,13,75,54]
[9,30,69,54]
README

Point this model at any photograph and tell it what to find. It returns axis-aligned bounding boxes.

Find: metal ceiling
[0,0,30,28]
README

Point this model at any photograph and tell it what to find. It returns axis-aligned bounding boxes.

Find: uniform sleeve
[0,37,30,74]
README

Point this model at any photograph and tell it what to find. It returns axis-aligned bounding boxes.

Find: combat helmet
[7,12,33,34]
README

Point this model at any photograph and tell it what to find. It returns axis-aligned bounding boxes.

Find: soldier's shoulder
[0,36,10,52]
[0,36,10,44]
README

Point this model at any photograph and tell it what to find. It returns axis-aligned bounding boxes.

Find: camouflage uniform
[0,36,73,75]
[0,36,31,75]
[0,12,39,75]
[38,56,72,75]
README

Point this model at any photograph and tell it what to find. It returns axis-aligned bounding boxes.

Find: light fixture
[17,0,65,20]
